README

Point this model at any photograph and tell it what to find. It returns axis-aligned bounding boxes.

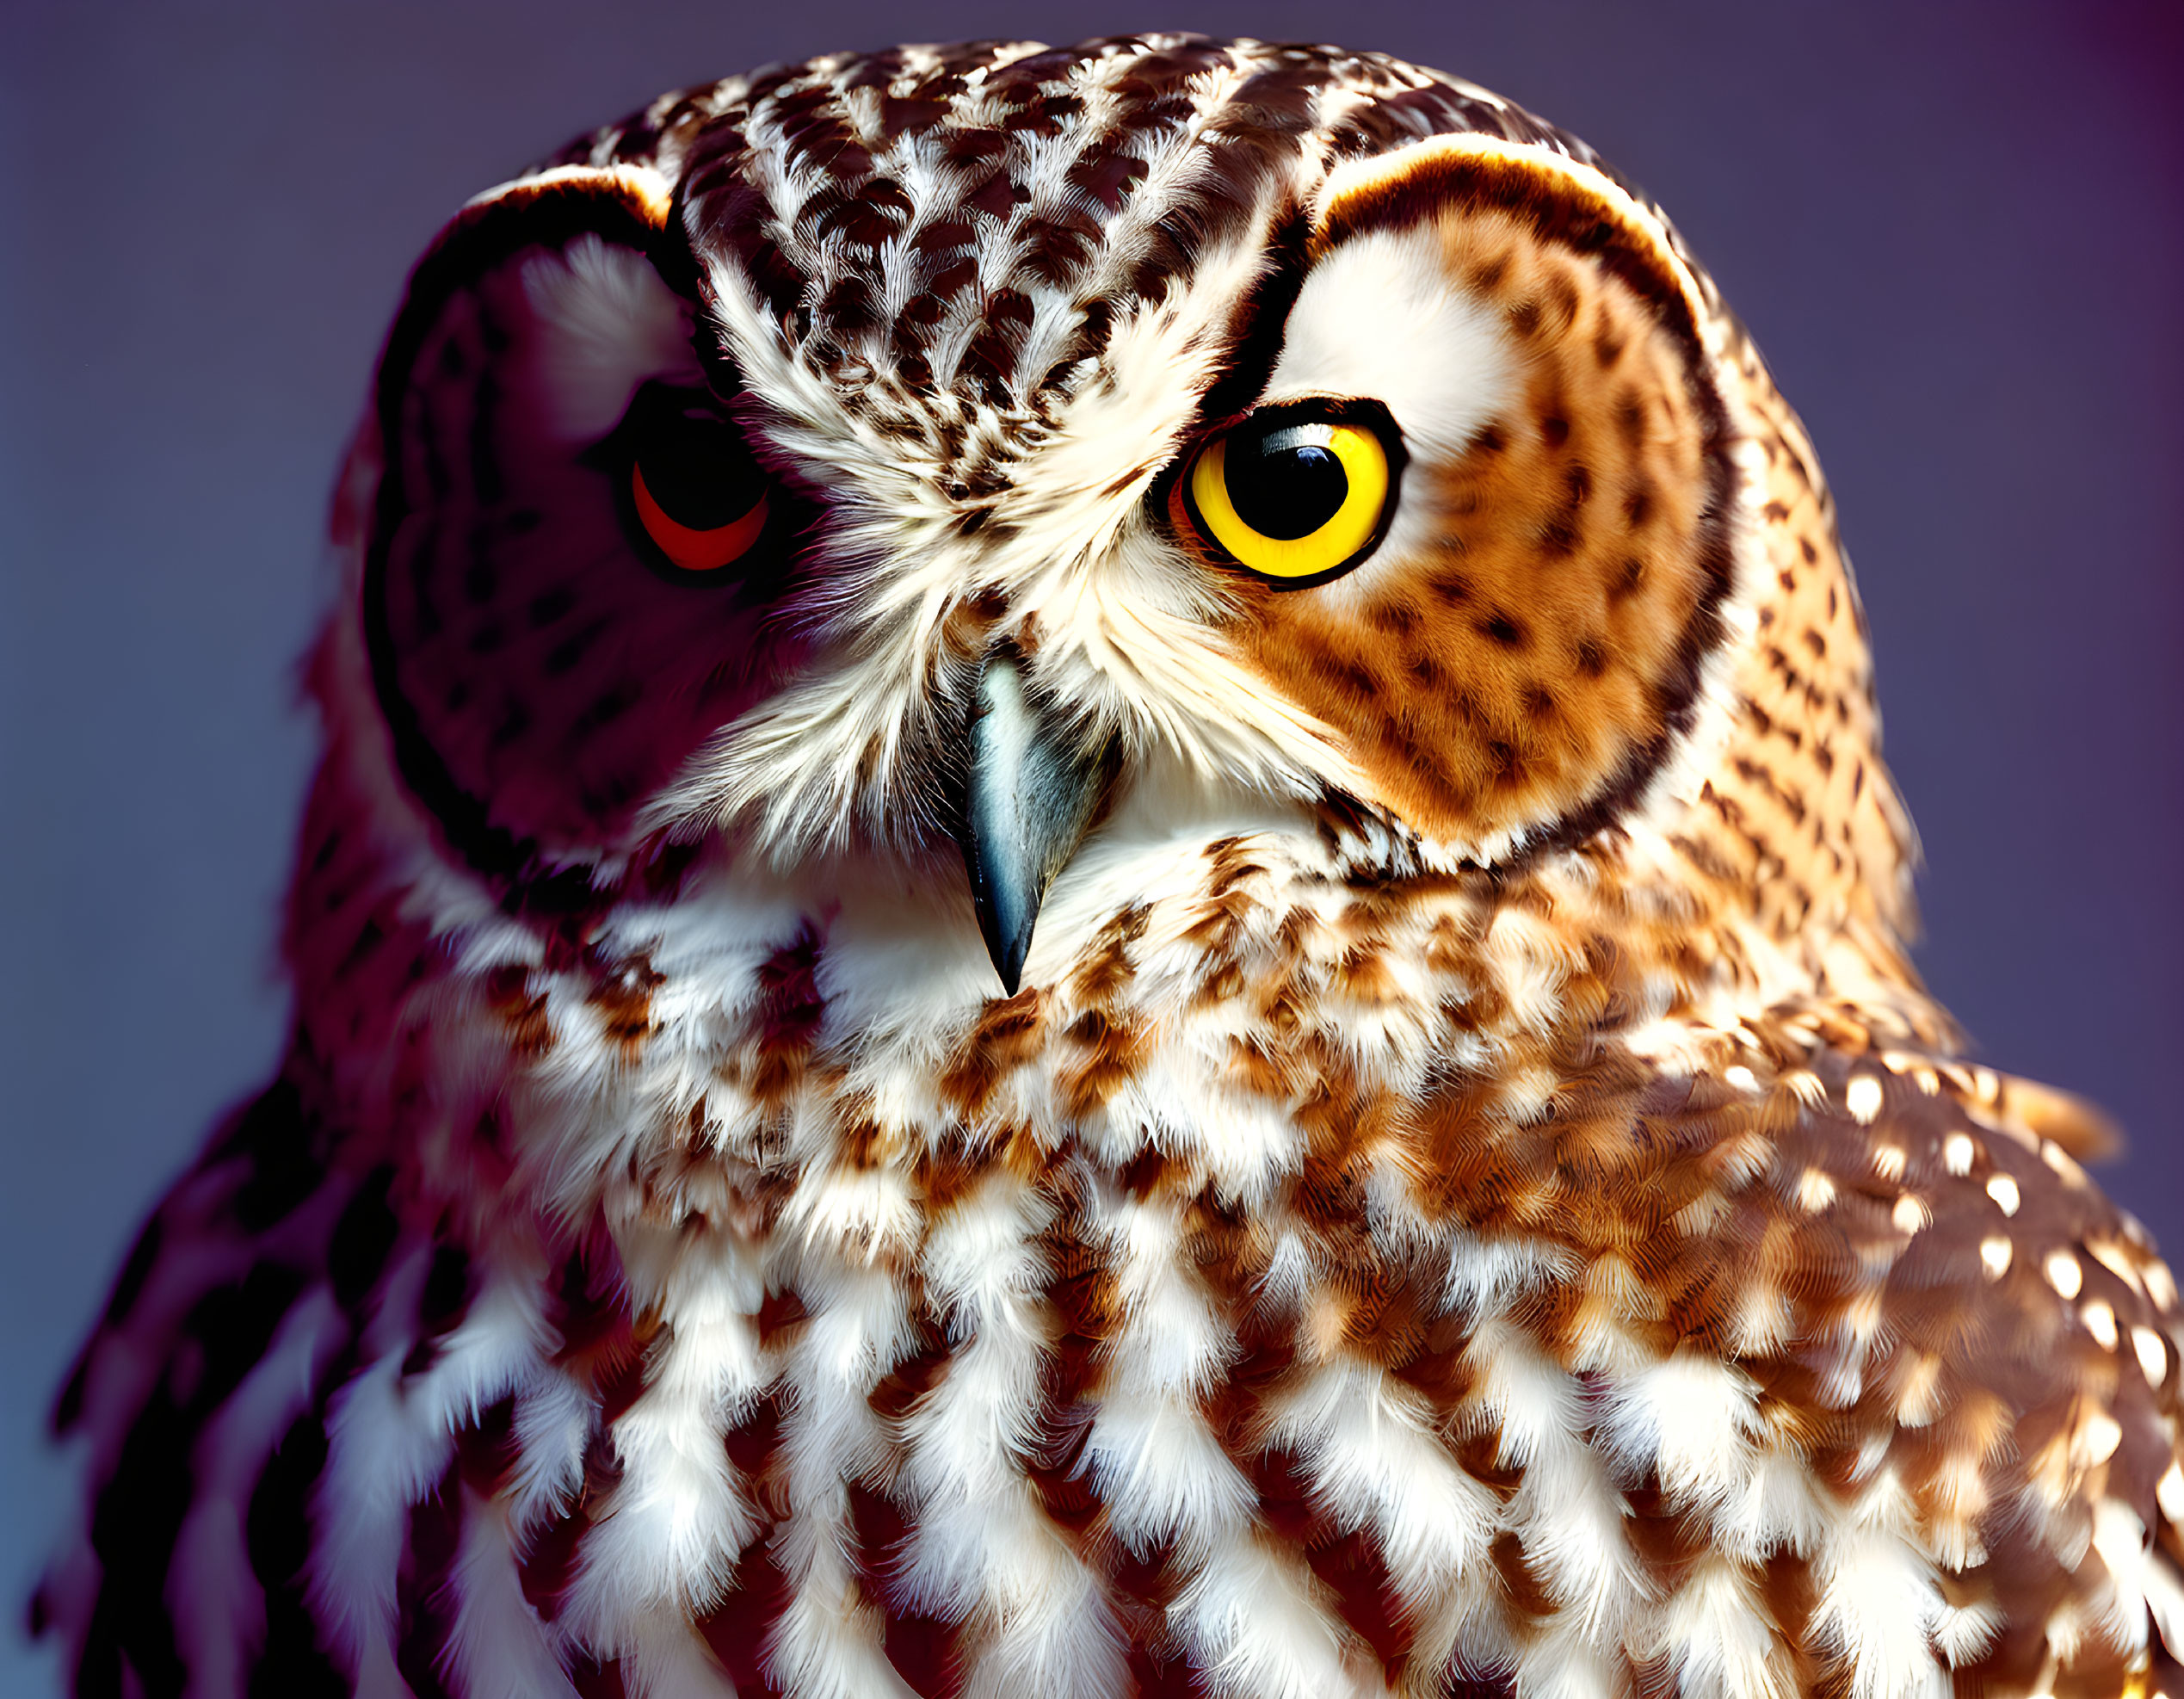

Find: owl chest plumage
[53,807,2184,1699]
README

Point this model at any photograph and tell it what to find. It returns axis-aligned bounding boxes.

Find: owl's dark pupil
[1226,428,1348,541]
[637,410,765,530]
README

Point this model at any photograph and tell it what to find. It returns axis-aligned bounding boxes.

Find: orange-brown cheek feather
[1699,339,1921,950]
[1237,208,1734,850]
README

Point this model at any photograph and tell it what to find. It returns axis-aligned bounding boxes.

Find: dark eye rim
[1170,397,1410,592]
[585,379,785,589]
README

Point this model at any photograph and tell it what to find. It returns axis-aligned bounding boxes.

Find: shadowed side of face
[362,170,815,882]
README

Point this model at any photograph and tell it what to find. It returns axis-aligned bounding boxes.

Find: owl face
[360,40,1774,992]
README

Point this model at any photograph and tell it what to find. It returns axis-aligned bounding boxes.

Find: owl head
[320,34,1914,1005]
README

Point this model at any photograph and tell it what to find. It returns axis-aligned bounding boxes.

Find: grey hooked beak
[960,647,1119,995]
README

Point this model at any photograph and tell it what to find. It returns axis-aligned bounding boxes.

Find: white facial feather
[645,216,1373,868]
[521,229,697,442]
[1262,224,1517,462]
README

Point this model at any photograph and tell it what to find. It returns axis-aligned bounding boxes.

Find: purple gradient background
[2,1,2177,1686]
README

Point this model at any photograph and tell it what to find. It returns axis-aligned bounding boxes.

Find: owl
[34,33,2184,1699]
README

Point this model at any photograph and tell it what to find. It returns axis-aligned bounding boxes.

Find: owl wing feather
[41,1071,392,1697]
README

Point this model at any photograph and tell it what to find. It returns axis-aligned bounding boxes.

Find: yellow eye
[1184,411,1397,585]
